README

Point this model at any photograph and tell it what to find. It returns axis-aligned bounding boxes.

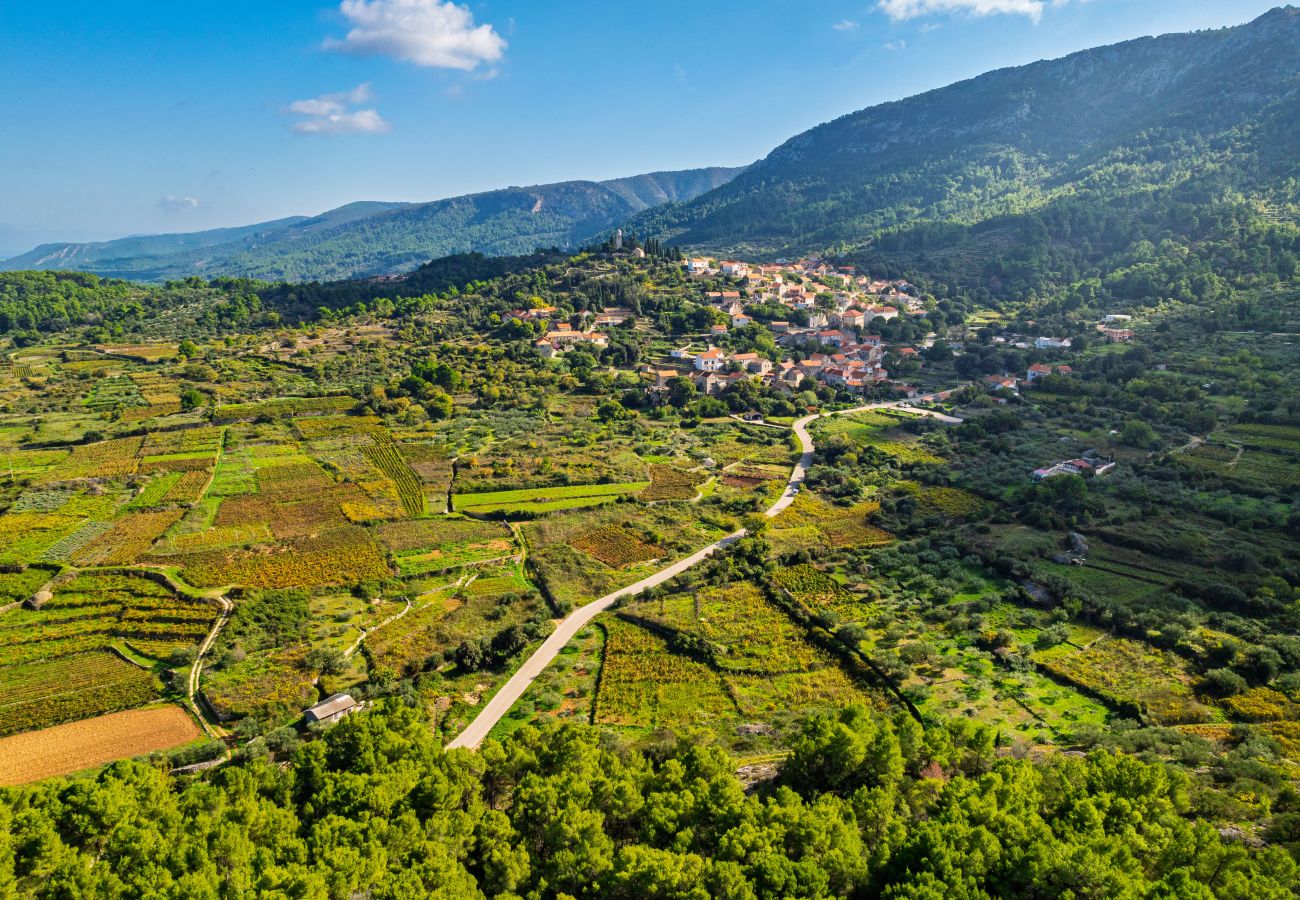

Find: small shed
[305,693,358,725]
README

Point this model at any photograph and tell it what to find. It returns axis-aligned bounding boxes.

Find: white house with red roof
[694,346,727,372]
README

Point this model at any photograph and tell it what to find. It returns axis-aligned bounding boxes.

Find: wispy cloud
[324,0,506,71]
[883,39,907,50]
[158,196,200,213]
[833,19,860,32]
[878,0,1066,22]
[284,84,391,135]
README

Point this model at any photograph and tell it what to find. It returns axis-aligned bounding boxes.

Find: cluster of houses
[530,322,610,359]
[654,337,909,398]
[983,363,1075,397]
[668,257,935,396]
[525,255,936,397]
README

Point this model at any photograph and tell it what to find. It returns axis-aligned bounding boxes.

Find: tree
[179,388,205,410]
[1121,419,1159,449]
[305,647,347,676]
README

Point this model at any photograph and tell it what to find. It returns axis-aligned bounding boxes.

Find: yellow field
[0,705,203,786]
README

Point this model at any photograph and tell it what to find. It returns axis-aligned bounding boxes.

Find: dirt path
[445,392,960,750]
[187,595,232,743]
[343,596,413,660]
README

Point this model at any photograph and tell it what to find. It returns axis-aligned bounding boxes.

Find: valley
[0,5,1297,897]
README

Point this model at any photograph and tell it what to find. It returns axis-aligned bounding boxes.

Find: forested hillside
[634,7,1300,269]
[4,168,742,283]
[1,702,1295,898]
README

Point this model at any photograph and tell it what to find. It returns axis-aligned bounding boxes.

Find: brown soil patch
[0,705,203,786]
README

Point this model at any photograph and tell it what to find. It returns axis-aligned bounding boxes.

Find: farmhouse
[305,693,358,725]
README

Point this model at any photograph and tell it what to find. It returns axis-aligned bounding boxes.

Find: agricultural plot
[0,705,202,787]
[45,436,144,481]
[0,651,159,737]
[1179,442,1300,492]
[71,509,184,565]
[363,571,546,678]
[627,584,824,675]
[817,411,944,464]
[452,481,648,515]
[570,525,664,568]
[773,564,871,620]
[0,565,59,606]
[910,485,988,518]
[375,517,516,576]
[179,526,391,589]
[397,443,454,513]
[770,492,892,551]
[362,440,426,517]
[0,512,89,564]
[491,625,605,740]
[0,572,217,667]
[1033,637,1214,725]
[611,583,873,741]
[97,344,178,363]
[84,375,145,412]
[593,618,739,731]
[215,396,357,421]
[638,464,705,501]
[201,647,317,721]
[1219,422,1300,452]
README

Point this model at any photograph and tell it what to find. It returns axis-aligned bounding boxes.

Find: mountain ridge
[6,167,745,282]
[629,6,1300,259]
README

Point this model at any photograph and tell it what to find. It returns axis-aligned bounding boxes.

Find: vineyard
[638,464,705,501]
[0,572,218,667]
[592,619,737,729]
[1033,637,1213,726]
[452,481,648,515]
[179,526,391,588]
[770,492,892,549]
[570,525,664,568]
[215,396,357,420]
[363,439,426,517]
[0,652,158,737]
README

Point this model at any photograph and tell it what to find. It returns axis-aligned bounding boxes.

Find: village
[529,253,935,400]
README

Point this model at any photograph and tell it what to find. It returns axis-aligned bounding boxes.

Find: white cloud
[293,109,391,135]
[158,196,200,213]
[324,0,506,71]
[284,85,391,135]
[285,83,374,117]
[877,0,1065,22]
[833,19,860,31]
[883,39,907,50]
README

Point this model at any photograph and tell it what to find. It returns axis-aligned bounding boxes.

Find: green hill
[632,6,1300,273]
[5,168,743,283]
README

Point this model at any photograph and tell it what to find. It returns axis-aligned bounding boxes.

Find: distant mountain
[632,7,1300,264]
[5,168,744,283]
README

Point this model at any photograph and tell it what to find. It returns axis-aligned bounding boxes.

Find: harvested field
[0,705,202,786]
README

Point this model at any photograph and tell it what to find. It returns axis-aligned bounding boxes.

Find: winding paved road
[445,395,959,749]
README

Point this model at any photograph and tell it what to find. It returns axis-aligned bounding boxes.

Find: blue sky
[0,0,1284,253]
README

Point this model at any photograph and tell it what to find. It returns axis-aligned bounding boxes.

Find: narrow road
[445,394,959,750]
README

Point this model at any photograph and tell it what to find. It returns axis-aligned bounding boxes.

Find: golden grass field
[0,705,203,786]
